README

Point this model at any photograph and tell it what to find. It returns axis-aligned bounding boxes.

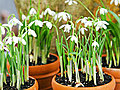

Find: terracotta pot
[26,76,38,90]
[102,54,120,90]
[29,53,60,90]
[52,71,115,90]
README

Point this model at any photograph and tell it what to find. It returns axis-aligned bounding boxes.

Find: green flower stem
[0,73,3,90]
[75,62,80,83]
[41,49,47,64]
[93,50,97,85]
[77,0,96,19]
[112,50,116,66]
[29,37,32,54]
[117,48,119,66]
[25,21,29,82]
[60,56,63,77]
[33,39,38,65]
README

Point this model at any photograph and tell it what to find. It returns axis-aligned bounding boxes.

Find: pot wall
[29,53,60,90]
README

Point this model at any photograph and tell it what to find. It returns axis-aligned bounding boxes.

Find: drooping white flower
[59,24,71,33]
[0,26,5,35]
[94,21,109,31]
[13,36,19,44]
[8,17,23,27]
[29,8,37,15]
[54,12,70,22]
[118,14,120,16]
[76,17,88,24]
[22,14,26,21]
[110,0,120,6]
[100,8,108,15]
[92,41,99,47]
[84,21,93,27]
[65,0,78,5]
[28,29,37,37]
[43,21,52,29]
[80,27,88,35]
[28,20,43,27]
[44,8,56,16]
[67,35,78,44]
[6,37,12,45]
[20,38,26,45]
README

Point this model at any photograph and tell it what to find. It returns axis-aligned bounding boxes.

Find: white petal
[35,20,43,27]
[110,0,114,4]
[1,26,5,35]
[59,25,65,29]
[21,39,26,45]
[28,29,37,37]
[29,8,37,15]
[3,47,9,52]
[22,14,26,21]
[28,21,35,27]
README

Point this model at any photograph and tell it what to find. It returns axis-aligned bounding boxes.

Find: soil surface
[3,77,35,90]
[102,57,120,68]
[55,71,112,87]
[29,54,57,66]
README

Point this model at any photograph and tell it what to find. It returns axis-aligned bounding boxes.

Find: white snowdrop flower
[110,0,120,5]
[20,38,26,45]
[44,8,56,16]
[54,12,70,22]
[59,24,71,33]
[65,0,78,5]
[84,21,93,27]
[39,12,44,18]
[94,21,109,31]
[118,14,120,16]
[13,36,19,44]
[8,17,23,27]
[22,31,27,38]
[22,14,26,21]
[29,8,37,15]
[6,37,12,45]
[28,29,37,37]
[28,20,43,27]
[34,20,43,27]
[0,26,5,35]
[67,35,78,44]
[100,8,108,15]
[3,47,9,52]
[43,21,52,29]
[92,41,99,47]
[77,17,88,24]
[80,27,88,35]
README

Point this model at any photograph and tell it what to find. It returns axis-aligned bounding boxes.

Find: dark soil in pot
[29,54,57,66]
[55,71,112,87]
[3,77,35,90]
[102,57,120,68]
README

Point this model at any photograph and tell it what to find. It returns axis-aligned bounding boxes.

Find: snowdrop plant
[20,0,71,65]
[56,15,108,86]
[97,0,120,68]
[0,14,30,90]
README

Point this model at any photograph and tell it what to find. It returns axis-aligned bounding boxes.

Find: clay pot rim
[52,71,115,89]
[29,53,59,68]
[102,54,120,69]
[25,76,38,90]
